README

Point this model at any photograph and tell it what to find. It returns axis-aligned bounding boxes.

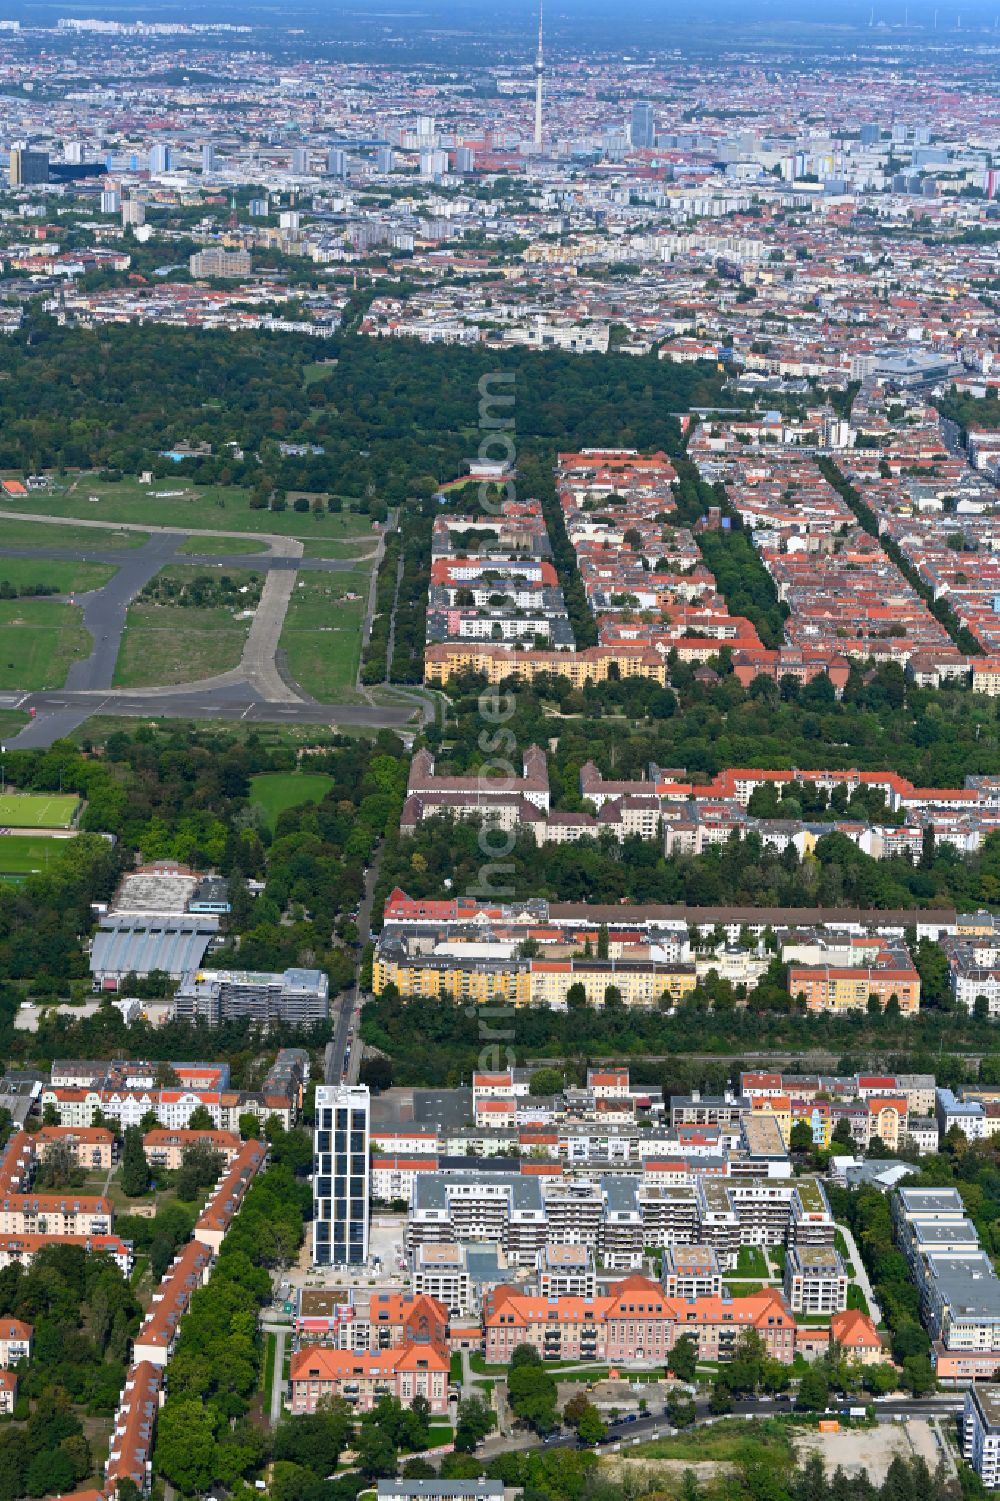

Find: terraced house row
[0,1106,270,1501]
[424,447,764,687]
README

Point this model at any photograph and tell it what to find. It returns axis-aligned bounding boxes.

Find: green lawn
[279,570,370,700]
[250,772,334,830]
[18,476,376,541]
[469,1353,507,1375]
[113,603,250,687]
[0,834,77,877]
[177,534,267,556]
[847,1284,870,1315]
[303,360,338,387]
[0,558,117,595]
[302,537,380,559]
[0,792,80,827]
[263,1331,277,1413]
[449,1352,463,1383]
[113,565,259,687]
[724,1281,766,1296]
[0,598,91,689]
[632,1420,795,1464]
[834,1230,857,1278]
[735,1246,769,1278]
[67,716,382,748]
[0,713,28,744]
[0,516,147,549]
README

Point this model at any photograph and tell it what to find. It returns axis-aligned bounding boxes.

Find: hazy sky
[7,0,1000,51]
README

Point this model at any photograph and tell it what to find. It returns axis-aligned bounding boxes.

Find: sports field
[0,834,75,877]
[0,792,81,828]
[250,772,334,830]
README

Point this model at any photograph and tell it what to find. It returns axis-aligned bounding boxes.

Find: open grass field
[0,515,147,550]
[67,716,383,747]
[0,713,28,744]
[0,598,91,689]
[0,792,80,827]
[0,558,116,595]
[14,476,377,542]
[280,569,370,701]
[631,1420,795,1464]
[303,360,338,387]
[735,1245,769,1278]
[113,601,250,687]
[250,772,334,830]
[301,537,379,560]
[112,564,260,687]
[177,534,266,556]
[0,834,76,877]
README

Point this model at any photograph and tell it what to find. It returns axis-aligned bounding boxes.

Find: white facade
[964,1387,1000,1488]
[783,1246,848,1315]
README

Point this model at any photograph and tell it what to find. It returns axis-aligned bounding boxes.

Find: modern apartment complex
[174,966,329,1027]
[893,1185,1000,1379]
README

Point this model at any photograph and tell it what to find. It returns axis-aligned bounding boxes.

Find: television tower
[533,0,544,150]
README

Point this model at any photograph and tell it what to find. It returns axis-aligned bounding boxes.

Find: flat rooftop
[111,871,199,916]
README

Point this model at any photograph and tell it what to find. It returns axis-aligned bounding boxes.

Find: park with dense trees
[0,726,408,1061]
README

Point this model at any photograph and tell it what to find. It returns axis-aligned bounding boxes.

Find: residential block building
[783,1246,849,1315]
[288,1342,450,1415]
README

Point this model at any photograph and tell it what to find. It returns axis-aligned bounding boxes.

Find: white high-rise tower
[533,0,544,150]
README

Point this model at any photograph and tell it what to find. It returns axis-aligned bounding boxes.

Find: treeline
[818,456,981,656]
[0,319,316,478]
[936,385,1000,437]
[361,1418,955,1501]
[672,456,788,650]
[829,1183,933,1397]
[0,318,725,505]
[389,506,432,683]
[0,1244,141,1499]
[523,450,599,648]
[0,833,124,989]
[380,806,1000,913]
[138,569,263,611]
[427,655,1000,796]
[360,987,1000,1089]
[360,530,401,684]
[154,1155,310,1495]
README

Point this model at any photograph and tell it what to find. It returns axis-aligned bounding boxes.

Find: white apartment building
[964,1385,1000,1488]
[783,1246,848,1315]
[411,1242,474,1316]
[661,1244,724,1300]
[536,1244,597,1299]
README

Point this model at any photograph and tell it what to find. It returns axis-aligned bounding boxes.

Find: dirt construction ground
[794,1419,947,1481]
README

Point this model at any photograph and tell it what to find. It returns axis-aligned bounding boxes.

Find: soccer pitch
[0,793,81,829]
[0,835,73,877]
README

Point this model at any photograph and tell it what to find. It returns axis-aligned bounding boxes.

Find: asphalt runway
[0,514,416,748]
[4,686,420,748]
[63,532,183,692]
[0,543,370,574]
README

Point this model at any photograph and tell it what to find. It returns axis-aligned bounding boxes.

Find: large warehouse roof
[91,915,219,980]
